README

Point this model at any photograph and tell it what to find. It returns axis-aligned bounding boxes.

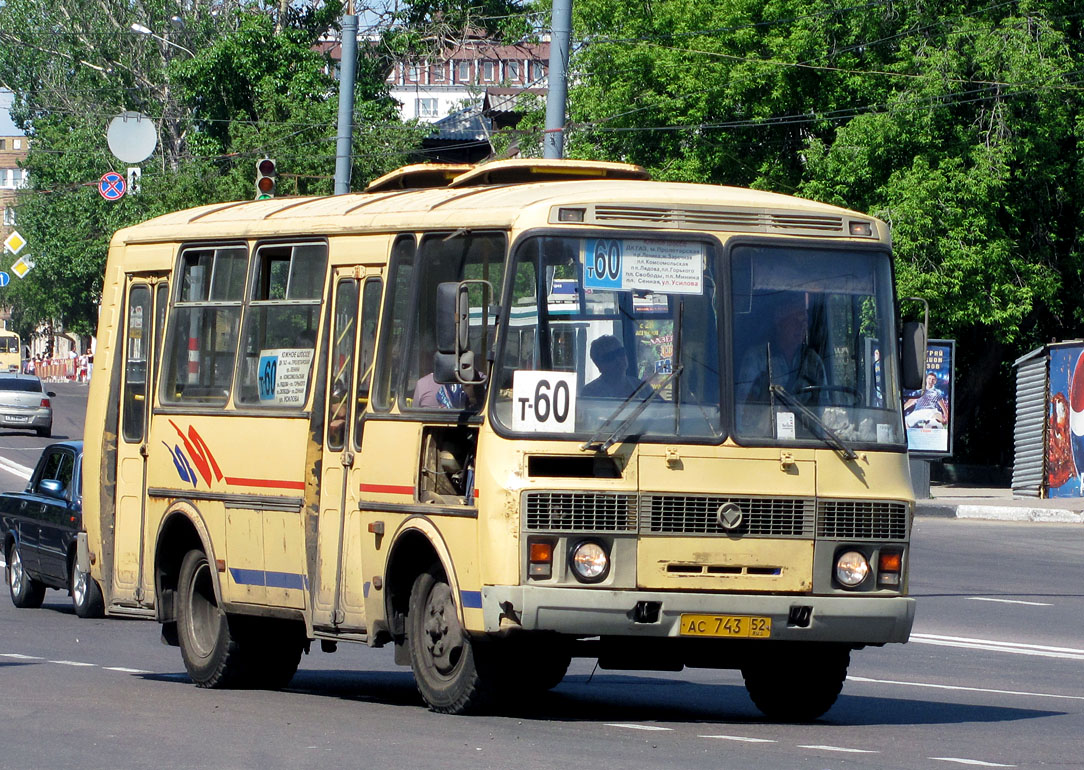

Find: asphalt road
[2,385,1083,768]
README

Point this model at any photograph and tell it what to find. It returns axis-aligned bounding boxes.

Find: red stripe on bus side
[359,483,414,496]
[224,476,306,491]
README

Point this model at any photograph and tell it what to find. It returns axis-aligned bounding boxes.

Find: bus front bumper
[481,586,915,644]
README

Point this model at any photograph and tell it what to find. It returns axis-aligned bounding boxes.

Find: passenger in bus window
[582,335,645,399]
[413,372,470,409]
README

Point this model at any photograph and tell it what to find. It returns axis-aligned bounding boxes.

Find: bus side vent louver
[591,206,844,235]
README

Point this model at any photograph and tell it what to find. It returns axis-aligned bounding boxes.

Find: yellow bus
[82,159,924,720]
[0,328,21,373]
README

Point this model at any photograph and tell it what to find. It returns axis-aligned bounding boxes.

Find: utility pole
[334,1,358,194]
[543,0,572,159]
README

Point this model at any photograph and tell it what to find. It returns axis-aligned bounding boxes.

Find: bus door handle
[139,444,149,458]
[341,452,355,468]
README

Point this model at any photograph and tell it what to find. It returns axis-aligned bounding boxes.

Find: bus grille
[523,492,638,532]
[639,495,814,537]
[817,500,909,540]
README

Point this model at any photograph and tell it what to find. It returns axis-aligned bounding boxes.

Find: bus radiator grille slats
[524,492,639,532]
[816,500,909,540]
[640,495,814,537]
[523,492,909,540]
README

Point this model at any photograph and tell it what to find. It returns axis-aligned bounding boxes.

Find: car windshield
[731,244,904,448]
[0,378,42,392]
[492,235,722,442]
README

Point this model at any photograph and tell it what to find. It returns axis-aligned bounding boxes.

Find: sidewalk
[916,484,1084,523]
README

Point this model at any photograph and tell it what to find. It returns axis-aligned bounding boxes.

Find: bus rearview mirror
[901,320,927,391]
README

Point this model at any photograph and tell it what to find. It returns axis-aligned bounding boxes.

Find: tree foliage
[0,0,432,337]
[556,0,1084,464]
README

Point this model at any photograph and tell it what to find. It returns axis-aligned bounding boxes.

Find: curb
[916,504,1084,523]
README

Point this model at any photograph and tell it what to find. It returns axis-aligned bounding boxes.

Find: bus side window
[402,232,505,411]
[372,237,415,410]
[161,245,247,405]
[122,285,152,442]
[353,277,382,447]
[326,279,358,451]
[235,242,327,407]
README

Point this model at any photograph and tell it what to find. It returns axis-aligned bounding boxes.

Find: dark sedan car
[1,441,104,617]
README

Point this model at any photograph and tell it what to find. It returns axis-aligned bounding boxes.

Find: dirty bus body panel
[83,159,915,720]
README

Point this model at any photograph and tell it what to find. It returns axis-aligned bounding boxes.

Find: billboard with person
[1046,342,1084,497]
[904,339,954,456]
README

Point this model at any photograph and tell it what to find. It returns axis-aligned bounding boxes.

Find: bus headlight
[570,540,609,583]
[835,550,870,587]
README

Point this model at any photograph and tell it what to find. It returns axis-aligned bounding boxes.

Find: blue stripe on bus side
[459,590,482,609]
[228,568,307,591]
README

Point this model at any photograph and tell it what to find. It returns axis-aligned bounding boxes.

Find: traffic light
[255,158,277,199]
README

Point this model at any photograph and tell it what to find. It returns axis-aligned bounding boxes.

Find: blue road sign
[0,271,9,287]
[99,171,126,200]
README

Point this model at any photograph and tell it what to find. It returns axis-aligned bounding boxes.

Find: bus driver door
[112,274,169,609]
[312,269,380,634]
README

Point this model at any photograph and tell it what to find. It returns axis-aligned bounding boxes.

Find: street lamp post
[130,23,195,58]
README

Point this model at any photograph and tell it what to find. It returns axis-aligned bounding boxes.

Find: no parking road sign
[99,171,126,200]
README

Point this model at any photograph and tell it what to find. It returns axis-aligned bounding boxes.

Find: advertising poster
[904,339,954,456]
[1045,343,1084,497]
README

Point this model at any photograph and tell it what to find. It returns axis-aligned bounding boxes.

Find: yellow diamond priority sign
[3,230,26,255]
[11,255,34,278]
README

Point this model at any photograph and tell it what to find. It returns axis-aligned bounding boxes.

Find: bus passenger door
[112,276,168,606]
[312,270,378,632]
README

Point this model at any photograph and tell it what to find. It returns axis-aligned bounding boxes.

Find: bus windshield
[731,243,904,449]
[492,235,904,451]
[493,235,723,442]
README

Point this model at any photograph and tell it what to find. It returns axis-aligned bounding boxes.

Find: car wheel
[70,555,105,618]
[7,541,46,609]
[35,425,52,438]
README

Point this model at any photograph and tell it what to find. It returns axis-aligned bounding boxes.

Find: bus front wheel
[741,644,850,721]
[408,567,493,714]
[177,549,249,688]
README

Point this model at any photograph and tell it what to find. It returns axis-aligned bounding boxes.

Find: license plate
[3,415,30,424]
[679,614,771,638]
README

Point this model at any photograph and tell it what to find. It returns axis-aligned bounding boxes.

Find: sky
[1,89,23,135]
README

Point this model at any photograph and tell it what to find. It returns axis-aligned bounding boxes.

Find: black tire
[35,425,52,438]
[741,644,851,721]
[70,556,105,619]
[7,541,46,609]
[176,549,251,688]
[408,567,494,714]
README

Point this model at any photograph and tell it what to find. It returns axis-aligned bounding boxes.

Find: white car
[0,374,55,437]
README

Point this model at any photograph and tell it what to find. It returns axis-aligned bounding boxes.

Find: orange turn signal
[530,542,553,563]
[879,552,902,572]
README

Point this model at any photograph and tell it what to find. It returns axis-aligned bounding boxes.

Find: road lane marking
[848,676,1084,701]
[605,724,673,731]
[930,758,1015,767]
[0,455,33,479]
[0,653,43,660]
[967,597,1052,607]
[910,633,1084,661]
[51,660,96,667]
[699,735,776,743]
[105,666,151,674]
[799,745,878,753]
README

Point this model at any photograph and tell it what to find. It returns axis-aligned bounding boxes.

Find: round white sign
[107,111,157,164]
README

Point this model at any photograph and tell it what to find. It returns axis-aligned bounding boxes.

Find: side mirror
[434,279,497,385]
[899,297,929,391]
[39,478,67,500]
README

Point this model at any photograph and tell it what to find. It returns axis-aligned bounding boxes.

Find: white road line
[0,455,33,479]
[104,666,151,674]
[51,660,96,667]
[699,735,776,743]
[605,724,673,731]
[799,745,878,754]
[848,676,1084,701]
[0,653,42,660]
[910,633,1084,661]
[967,597,1052,607]
[930,758,1016,767]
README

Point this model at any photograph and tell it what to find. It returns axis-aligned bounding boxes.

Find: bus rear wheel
[177,549,250,688]
[408,567,494,714]
[741,644,850,721]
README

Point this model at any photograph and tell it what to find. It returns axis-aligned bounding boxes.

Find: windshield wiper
[581,366,683,452]
[769,384,858,462]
